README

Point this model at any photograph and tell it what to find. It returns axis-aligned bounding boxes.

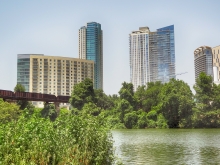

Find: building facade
[79,22,103,89]
[212,45,220,83]
[129,25,176,91]
[194,46,213,81]
[17,54,94,107]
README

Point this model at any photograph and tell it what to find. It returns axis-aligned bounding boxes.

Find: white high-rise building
[130,25,176,91]
[129,27,150,91]
[79,26,87,59]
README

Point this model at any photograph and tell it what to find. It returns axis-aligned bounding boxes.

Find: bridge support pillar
[55,102,60,115]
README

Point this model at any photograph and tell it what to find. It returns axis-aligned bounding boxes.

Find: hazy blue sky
[0,0,220,95]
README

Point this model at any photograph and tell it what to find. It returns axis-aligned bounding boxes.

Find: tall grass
[0,110,114,164]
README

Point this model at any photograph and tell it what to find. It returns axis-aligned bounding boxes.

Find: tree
[0,98,20,123]
[70,78,95,110]
[82,102,101,116]
[134,81,163,112]
[94,89,114,110]
[118,82,135,106]
[159,79,194,128]
[192,72,220,128]
[41,103,57,121]
[124,112,138,129]
[194,72,213,109]
[14,83,28,110]
[117,99,133,123]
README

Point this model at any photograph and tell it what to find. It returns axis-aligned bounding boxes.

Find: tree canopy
[14,83,28,110]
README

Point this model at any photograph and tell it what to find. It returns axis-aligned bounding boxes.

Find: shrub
[0,111,115,164]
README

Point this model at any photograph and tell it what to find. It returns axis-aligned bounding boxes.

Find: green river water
[112,129,220,165]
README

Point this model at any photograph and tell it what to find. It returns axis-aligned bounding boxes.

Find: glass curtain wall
[86,22,103,89]
[17,54,30,91]
[156,25,175,83]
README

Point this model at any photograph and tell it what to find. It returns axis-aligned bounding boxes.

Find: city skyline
[1,0,220,95]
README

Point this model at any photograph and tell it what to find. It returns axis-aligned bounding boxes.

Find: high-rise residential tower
[129,25,176,91]
[79,22,103,89]
[194,46,213,81]
[212,45,220,83]
[17,54,94,107]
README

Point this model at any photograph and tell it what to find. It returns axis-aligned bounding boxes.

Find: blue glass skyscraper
[155,25,175,82]
[79,22,103,89]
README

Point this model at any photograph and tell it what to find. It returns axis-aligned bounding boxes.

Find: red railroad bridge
[0,89,70,112]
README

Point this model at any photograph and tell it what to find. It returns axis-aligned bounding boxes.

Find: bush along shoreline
[69,72,220,129]
[0,109,115,164]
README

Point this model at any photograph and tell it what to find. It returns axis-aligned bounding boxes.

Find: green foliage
[14,83,26,92]
[70,78,95,110]
[194,72,213,106]
[119,82,135,106]
[82,102,101,116]
[159,79,194,128]
[0,110,115,164]
[135,82,163,112]
[212,84,220,109]
[68,73,220,129]
[147,120,157,128]
[14,83,29,110]
[124,112,138,129]
[94,89,115,109]
[0,99,20,124]
[192,72,220,128]
[156,114,168,128]
[41,103,57,121]
[147,110,157,121]
[137,111,147,129]
[117,99,133,123]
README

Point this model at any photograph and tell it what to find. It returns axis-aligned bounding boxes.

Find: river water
[112,129,220,165]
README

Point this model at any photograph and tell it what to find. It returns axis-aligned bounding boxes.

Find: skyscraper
[194,46,213,81]
[79,22,103,89]
[130,25,176,91]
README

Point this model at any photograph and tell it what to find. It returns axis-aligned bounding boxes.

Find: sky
[0,0,220,95]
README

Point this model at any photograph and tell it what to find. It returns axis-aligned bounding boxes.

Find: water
[112,129,220,165]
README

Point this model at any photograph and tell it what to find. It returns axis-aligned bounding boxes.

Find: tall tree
[70,78,95,110]
[159,79,194,128]
[14,83,28,110]
[94,89,114,110]
[194,72,213,109]
[134,81,163,112]
[192,72,220,128]
[118,82,135,106]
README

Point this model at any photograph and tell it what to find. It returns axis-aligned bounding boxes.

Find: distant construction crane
[162,72,188,82]
[175,72,188,76]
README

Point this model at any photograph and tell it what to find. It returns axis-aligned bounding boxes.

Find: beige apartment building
[17,54,94,107]
[212,45,220,83]
[194,45,220,84]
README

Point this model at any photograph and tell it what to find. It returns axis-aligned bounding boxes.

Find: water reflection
[112,129,220,165]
